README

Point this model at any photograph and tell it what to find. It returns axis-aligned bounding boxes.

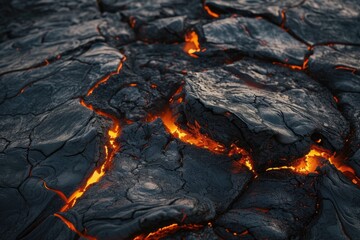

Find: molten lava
[43,181,68,203]
[160,107,255,173]
[133,223,203,240]
[273,62,303,70]
[87,56,126,96]
[54,214,96,240]
[161,108,225,153]
[228,143,254,173]
[335,65,357,74]
[183,31,201,58]
[60,100,121,212]
[266,145,360,187]
[50,57,126,238]
[204,5,219,18]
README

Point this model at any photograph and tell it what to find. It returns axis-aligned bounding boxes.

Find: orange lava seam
[54,213,96,240]
[183,31,201,58]
[204,5,219,18]
[266,145,360,187]
[133,223,203,240]
[87,56,126,96]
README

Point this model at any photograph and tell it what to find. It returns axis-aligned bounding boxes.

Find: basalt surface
[0,0,359,239]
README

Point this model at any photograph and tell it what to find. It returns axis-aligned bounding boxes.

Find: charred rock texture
[0,0,359,239]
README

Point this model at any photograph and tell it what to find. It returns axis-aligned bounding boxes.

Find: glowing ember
[87,56,126,96]
[54,214,96,240]
[58,57,125,212]
[161,108,225,153]
[43,181,68,203]
[280,9,286,29]
[204,5,219,18]
[160,106,255,173]
[302,57,309,70]
[133,223,203,240]
[183,31,201,58]
[273,62,302,70]
[228,144,255,173]
[266,145,360,187]
[335,65,357,74]
[60,100,121,212]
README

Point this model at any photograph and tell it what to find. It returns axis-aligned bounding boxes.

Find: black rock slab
[0,43,123,115]
[202,17,307,65]
[308,45,360,93]
[214,170,318,239]
[204,0,304,24]
[306,164,360,239]
[337,93,360,175]
[285,0,360,45]
[35,120,252,239]
[0,20,105,75]
[173,58,348,171]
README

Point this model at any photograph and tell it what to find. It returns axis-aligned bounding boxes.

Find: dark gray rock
[205,0,304,24]
[308,45,360,93]
[306,164,360,239]
[202,17,308,65]
[215,170,318,239]
[285,0,360,45]
[173,58,348,170]
[56,120,252,239]
[0,0,359,239]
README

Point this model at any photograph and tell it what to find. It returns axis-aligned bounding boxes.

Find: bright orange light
[302,57,309,70]
[87,56,126,96]
[60,56,125,212]
[161,108,225,153]
[133,223,203,240]
[54,214,96,240]
[61,102,121,212]
[43,181,68,202]
[265,145,360,187]
[204,5,219,18]
[335,65,357,74]
[266,166,295,172]
[273,62,302,70]
[160,108,255,173]
[183,31,201,58]
[228,144,255,173]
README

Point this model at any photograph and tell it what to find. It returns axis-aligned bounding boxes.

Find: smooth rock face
[0,0,359,239]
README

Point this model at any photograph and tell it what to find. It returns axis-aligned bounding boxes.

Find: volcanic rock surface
[0,0,359,239]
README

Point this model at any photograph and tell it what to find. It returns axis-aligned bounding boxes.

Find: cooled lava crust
[0,0,360,239]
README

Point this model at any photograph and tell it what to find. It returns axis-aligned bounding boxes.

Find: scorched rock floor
[0,0,359,239]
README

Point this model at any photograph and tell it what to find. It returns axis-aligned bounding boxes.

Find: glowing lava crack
[51,56,126,238]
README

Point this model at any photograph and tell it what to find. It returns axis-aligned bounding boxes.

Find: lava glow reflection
[133,223,203,240]
[183,31,201,58]
[160,108,255,173]
[266,145,360,186]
